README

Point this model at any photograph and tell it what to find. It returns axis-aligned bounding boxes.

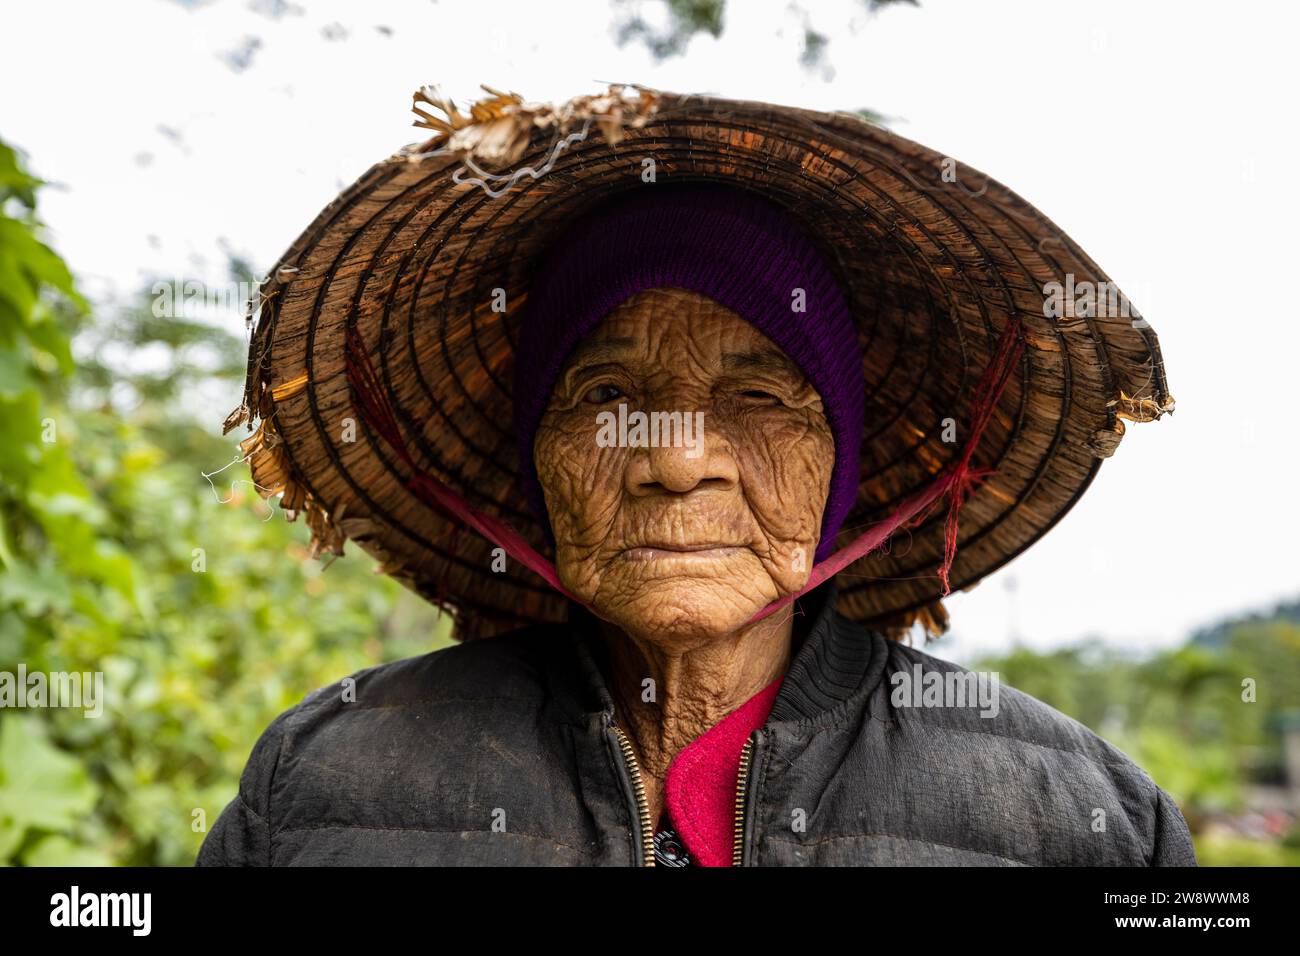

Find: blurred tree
[614,0,919,70]
[0,138,448,866]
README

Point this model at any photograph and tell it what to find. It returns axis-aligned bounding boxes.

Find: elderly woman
[199,87,1194,866]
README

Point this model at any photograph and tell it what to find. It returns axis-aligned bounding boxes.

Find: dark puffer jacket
[196,580,1197,866]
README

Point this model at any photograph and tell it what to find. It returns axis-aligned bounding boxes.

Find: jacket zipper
[612,724,656,867]
[615,724,762,868]
[732,737,755,866]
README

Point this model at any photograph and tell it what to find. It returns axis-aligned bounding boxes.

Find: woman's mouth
[620,544,747,562]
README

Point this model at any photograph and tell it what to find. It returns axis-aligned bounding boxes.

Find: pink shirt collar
[662,676,784,867]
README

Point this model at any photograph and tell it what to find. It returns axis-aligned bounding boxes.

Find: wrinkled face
[533,287,836,646]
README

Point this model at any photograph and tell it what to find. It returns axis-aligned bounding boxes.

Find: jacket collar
[557,576,889,731]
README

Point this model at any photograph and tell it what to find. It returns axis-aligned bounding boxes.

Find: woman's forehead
[569,289,798,373]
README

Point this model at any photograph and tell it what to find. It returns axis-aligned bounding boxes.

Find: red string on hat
[747,314,1024,623]
[343,316,1024,626]
[344,326,585,604]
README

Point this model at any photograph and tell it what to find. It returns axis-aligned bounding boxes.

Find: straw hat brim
[225,86,1174,641]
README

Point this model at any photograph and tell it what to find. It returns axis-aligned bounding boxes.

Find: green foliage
[616,0,726,59]
[1195,834,1300,867]
[0,137,448,866]
[0,716,105,864]
[615,0,919,65]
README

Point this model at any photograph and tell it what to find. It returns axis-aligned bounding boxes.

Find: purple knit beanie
[514,184,863,563]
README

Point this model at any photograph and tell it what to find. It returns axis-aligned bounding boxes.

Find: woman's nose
[624,413,739,496]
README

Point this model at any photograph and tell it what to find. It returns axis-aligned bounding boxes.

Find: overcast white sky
[2,0,1297,662]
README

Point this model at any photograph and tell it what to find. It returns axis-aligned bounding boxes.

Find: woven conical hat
[225,85,1174,641]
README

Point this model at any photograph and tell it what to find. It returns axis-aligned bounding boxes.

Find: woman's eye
[582,384,624,404]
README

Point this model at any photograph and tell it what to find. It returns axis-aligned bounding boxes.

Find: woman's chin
[593,579,777,646]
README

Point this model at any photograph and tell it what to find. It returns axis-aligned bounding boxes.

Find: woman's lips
[620,545,747,562]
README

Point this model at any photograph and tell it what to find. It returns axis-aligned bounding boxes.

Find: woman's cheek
[732,414,834,582]
[535,419,627,547]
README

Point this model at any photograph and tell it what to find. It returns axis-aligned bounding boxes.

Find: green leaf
[22,833,114,867]
[0,139,44,209]
[0,717,100,845]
